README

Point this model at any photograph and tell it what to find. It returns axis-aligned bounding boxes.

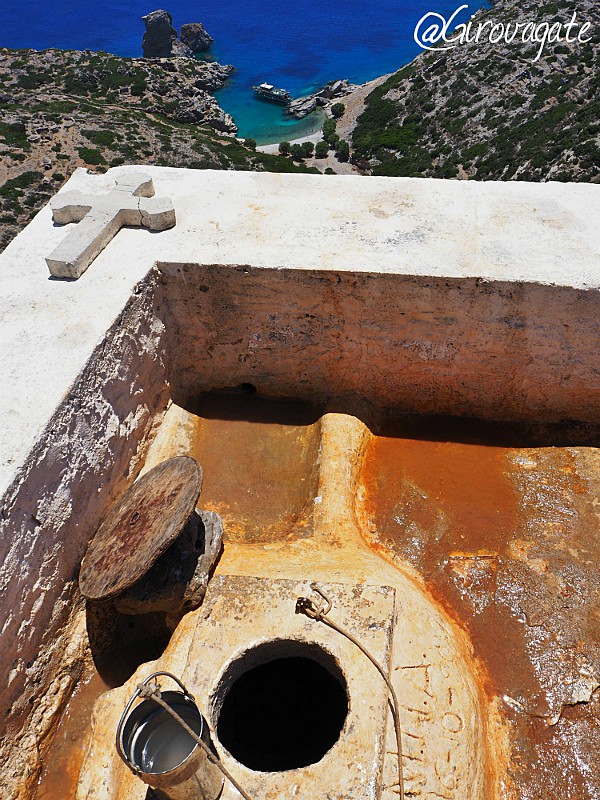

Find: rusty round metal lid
[79,456,203,601]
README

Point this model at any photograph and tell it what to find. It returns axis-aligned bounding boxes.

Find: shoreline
[252,73,394,174]
[252,72,393,153]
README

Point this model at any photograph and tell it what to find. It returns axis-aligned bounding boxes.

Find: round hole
[214,640,348,772]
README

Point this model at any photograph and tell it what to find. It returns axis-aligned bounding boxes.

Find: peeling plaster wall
[0,275,170,798]
[157,263,600,423]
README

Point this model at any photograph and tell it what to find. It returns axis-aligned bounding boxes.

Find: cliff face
[351,0,600,181]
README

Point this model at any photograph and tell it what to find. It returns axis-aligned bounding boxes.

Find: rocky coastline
[286,79,358,119]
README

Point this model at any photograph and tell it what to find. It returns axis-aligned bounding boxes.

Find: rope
[296,583,405,800]
[137,681,254,800]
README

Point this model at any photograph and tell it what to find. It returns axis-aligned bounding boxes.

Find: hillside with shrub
[0,47,314,251]
[350,0,600,181]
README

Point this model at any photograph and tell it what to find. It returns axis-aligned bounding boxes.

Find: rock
[204,108,238,135]
[172,96,211,123]
[180,22,213,53]
[142,9,190,58]
[114,509,224,615]
[171,39,194,58]
[142,10,213,59]
[193,62,235,92]
[159,59,178,73]
[287,95,318,119]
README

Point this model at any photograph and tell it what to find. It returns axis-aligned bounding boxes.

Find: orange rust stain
[35,671,108,800]
[188,395,321,544]
[361,418,599,798]
[360,421,533,700]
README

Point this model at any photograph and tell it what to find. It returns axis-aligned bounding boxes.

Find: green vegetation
[351,16,599,182]
[330,102,345,119]
[322,118,337,145]
[77,146,105,165]
[314,140,329,158]
[83,129,116,147]
[335,139,350,162]
[0,120,30,150]
[0,170,41,195]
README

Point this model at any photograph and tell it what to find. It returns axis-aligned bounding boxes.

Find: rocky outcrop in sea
[142,9,214,58]
[139,9,236,132]
[142,10,189,57]
[180,22,213,53]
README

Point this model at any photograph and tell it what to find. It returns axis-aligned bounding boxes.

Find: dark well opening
[215,641,348,772]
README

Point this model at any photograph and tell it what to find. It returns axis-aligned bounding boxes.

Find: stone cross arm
[46,172,176,280]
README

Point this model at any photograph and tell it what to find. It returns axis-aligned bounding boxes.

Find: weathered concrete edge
[0,272,170,799]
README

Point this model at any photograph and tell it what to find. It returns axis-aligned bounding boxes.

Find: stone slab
[77,575,397,800]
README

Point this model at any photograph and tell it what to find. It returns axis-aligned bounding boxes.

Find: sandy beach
[252,73,392,174]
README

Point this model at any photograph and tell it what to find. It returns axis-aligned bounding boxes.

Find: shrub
[83,129,115,147]
[322,118,337,144]
[244,138,257,151]
[278,141,291,156]
[330,102,345,119]
[314,140,329,158]
[0,121,30,150]
[335,139,350,162]
[130,77,147,96]
[77,146,105,165]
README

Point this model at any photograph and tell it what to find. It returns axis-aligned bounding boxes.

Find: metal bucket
[116,672,224,800]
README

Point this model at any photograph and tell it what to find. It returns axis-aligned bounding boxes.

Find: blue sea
[3,1,480,143]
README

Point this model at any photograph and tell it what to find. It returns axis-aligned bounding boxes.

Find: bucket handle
[115,671,196,774]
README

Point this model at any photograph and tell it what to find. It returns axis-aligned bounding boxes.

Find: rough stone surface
[288,79,357,118]
[160,265,600,423]
[78,576,396,800]
[0,280,170,799]
[180,22,213,53]
[142,10,187,58]
[46,173,176,279]
[193,61,235,92]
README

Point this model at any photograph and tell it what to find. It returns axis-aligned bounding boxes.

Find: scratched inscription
[380,643,476,800]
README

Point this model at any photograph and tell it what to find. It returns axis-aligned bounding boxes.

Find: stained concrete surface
[359,416,600,799]
[73,404,490,800]
[31,399,600,799]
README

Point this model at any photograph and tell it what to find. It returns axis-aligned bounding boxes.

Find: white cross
[46,172,176,280]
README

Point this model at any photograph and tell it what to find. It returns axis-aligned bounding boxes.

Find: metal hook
[295,582,333,620]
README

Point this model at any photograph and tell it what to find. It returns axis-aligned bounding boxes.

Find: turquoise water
[3,1,480,142]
